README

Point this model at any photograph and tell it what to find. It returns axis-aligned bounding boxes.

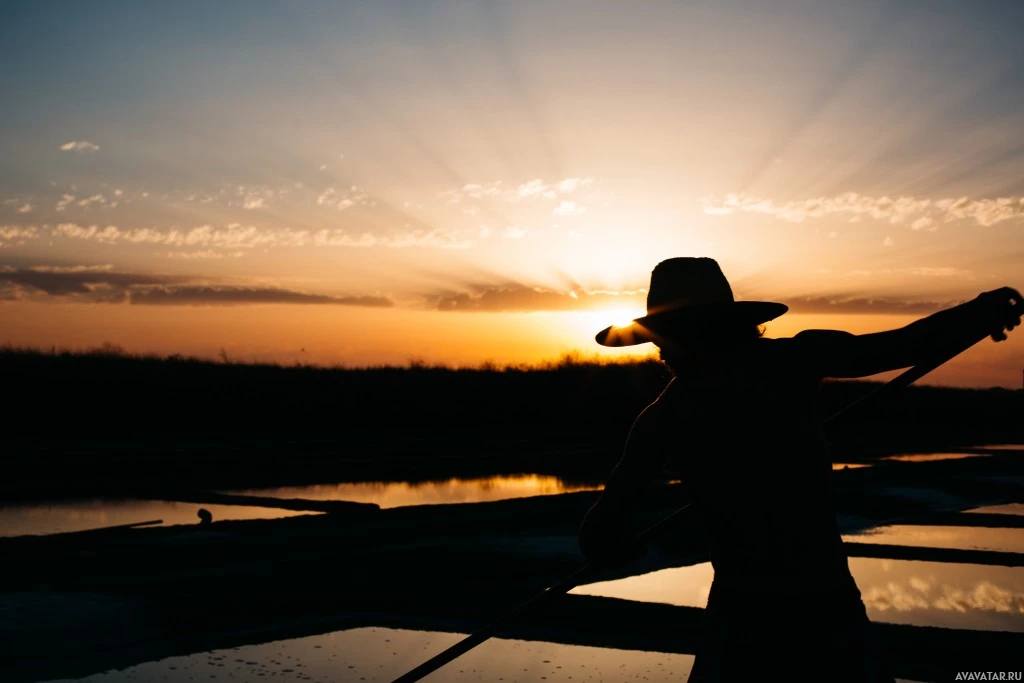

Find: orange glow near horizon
[2,300,1020,388]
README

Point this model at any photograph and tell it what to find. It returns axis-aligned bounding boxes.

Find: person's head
[654,317,765,375]
[594,257,785,358]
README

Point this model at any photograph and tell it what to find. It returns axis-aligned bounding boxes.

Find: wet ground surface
[4,445,1022,683]
[44,627,698,683]
[0,499,318,537]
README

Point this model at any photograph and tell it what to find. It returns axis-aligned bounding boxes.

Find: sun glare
[576,307,643,337]
[608,308,642,329]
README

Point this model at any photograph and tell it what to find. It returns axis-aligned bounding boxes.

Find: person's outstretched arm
[794,286,1023,379]
[578,379,675,568]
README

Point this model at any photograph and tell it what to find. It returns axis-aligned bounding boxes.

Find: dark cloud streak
[435,285,644,312]
[0,269,179,296]
[780,296,961,315]
[0,267,393,307]
[433,285,962,316]
[131,287,392,307]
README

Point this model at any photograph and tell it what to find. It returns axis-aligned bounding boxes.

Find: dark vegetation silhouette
[2,344,1020,501]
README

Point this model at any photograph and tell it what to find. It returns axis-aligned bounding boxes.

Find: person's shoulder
[792,329,855,342]
[753,331,855,375]
[756,329,855,352]
[633,378,677,428]
[647,377,678,411]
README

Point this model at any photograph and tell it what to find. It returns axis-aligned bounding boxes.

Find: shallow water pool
[223,475,602,508]
[0,499,317,538]
[572,558,1024,632]
[843,524,1024,554]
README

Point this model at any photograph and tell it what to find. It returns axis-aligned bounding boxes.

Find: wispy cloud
[165,250,246,260]
[76,194,111,208]
[30,264,114,273]
[55,223,122,243]
[16,204,32,214]
[59,141,99,153]
[433,284,962,316]
[0,266,179,300]
[553,200,584,217]
[55,194,76,212]
[557,178,592,194]
[780,295,962,315]
[0,225,40,247]
[703,192,1024,228]
[435,285,644,312]
[130,287,393,307]
[316,186,372,211]
[440,177,594,205]
[50,222,470,251]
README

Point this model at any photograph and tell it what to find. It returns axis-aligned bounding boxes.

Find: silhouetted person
[578,257,1022,683]
[197,508,213,525]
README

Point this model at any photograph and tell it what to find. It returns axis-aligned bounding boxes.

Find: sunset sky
[1,1,1022,387]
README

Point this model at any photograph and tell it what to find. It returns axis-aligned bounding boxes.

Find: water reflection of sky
[967,503,1024,516]
[225,475,602,508]
[0,499,316,538]
[843,525,1024,553]
[44,627,697,683]
[880,452,990,463]
[572,559,1024,632]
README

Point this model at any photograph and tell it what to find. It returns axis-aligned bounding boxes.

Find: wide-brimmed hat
[595,257,788,347]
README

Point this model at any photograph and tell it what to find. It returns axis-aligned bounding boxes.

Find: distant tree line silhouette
[2,346,1020,500]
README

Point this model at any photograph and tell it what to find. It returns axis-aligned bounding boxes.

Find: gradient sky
[1,1,1022,386]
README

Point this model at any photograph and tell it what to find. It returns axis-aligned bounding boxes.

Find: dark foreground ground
[3,350,1023,682]
[3,348,1022,500]
[2,447,1024,683]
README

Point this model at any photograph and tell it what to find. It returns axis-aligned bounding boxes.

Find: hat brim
[595,301,788,347]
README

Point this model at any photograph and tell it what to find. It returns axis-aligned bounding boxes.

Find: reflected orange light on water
[843,525,1024,554]
[229,475,602,509]
[571,558,1024,632]
[881,453,990,463]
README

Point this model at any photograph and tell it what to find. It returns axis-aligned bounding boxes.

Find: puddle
[843,525,1024,553]
[44,626,696,682]
[224,475,601,508]
[966,504,1024,516]
[880,453,990,463]
[572,558,1024,632]
[0,499,317,538]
